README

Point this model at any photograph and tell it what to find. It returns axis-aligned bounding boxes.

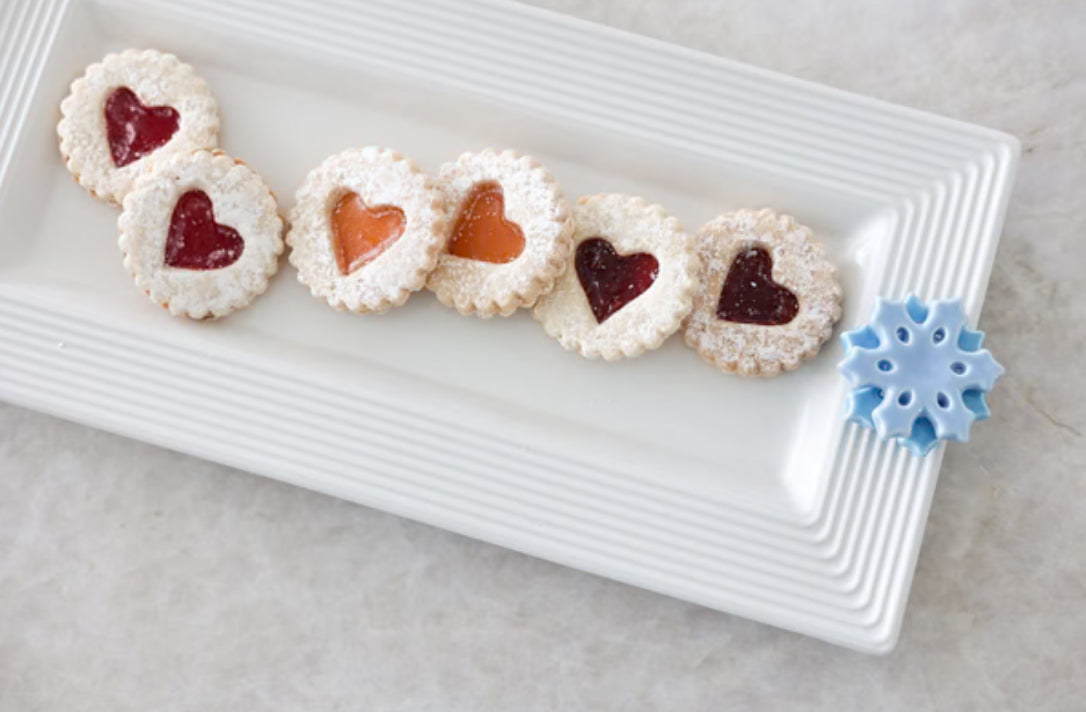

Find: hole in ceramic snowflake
[877,359,893,372]
[898,390,913,406]
[951,362,967,375]
[896,326,910,343]
[932,327,946,344]
[937,392,951,409]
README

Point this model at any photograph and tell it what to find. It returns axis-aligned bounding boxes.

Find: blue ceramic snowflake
[838,296,1004,456]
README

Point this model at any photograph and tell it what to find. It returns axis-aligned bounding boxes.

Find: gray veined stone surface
[2,1,1084,709]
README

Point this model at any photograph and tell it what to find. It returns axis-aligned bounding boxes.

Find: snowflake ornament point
[838,295,1003,456]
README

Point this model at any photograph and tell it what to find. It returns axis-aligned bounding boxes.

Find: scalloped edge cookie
[683,209,843,377]
[58,48,219,206]
[425,149,573,317]
[118,150,284,320]
[533,194,699,360]
[287,147,446,314]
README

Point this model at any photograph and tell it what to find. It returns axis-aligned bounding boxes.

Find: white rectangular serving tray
[0,0,1018,652]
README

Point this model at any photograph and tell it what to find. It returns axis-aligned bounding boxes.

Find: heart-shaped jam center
[575,237,659,324]
[447,181,525,263]
[716,247,799,325]
[330,192,406,275]
[104,87,180,168]
[165,190,244,270]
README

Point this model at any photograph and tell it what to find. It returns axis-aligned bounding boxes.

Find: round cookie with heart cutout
[426,149,574,317]
[58,49,219,205]
[118,150,284,319]
[683,209,843,376]
[533,194,699,360]
[287,147,447,314]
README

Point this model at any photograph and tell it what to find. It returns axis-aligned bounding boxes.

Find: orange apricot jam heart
[447,181,525,263]
[330,192,406,275]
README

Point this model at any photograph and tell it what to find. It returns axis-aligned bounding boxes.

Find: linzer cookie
[426,149,573,317]
[118,150,284,319]
[287,147,446,313]
[533,194,698,360]
[58,49,219,205]
[683,209,842,376]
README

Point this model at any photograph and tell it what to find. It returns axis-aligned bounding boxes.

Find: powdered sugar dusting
[287,147,446,314]
[426,149,573,317]
[683,209,843,376]
[58,49,218,205]
[533,194,698,360]
[118,150,284,319]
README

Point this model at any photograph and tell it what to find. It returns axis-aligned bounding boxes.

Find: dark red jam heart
[104,87,180,167]
[716,247,799,325]
[575,237,659,324]
[165,190,244,270]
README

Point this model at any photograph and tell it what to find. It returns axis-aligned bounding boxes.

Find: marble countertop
[3,1,1083,709]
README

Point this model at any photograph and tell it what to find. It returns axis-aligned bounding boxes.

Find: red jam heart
[716,247,799,325]
[165,190,244,270]
[447,181,525,263]
[104,86,180,168]
[575,237,659,324]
